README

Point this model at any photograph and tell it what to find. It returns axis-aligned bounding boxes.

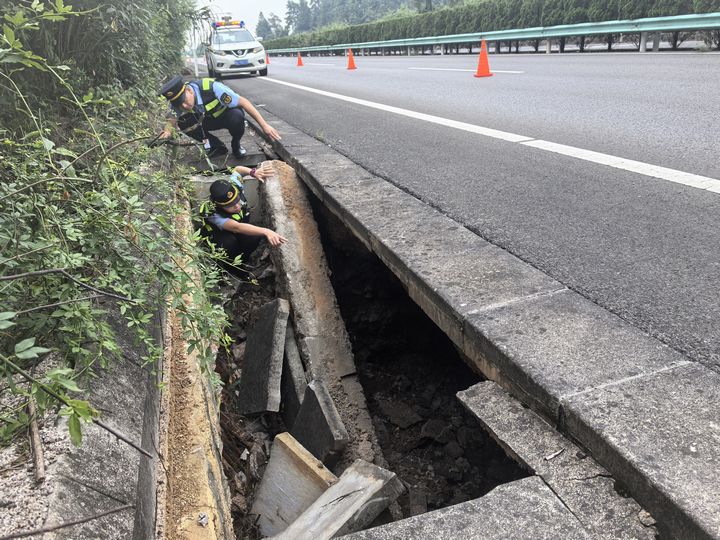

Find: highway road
[222,52,720,370]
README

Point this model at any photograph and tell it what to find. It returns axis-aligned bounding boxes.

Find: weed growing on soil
[0,1,227,446]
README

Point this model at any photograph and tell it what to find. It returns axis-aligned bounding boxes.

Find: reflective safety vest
[196,78,228,118]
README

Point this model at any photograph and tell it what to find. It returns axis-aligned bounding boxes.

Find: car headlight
[252,46,263,53]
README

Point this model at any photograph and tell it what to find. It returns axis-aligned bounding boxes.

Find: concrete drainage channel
[244,107,720,539]
[210,159,529,538]
[204,123,666,538]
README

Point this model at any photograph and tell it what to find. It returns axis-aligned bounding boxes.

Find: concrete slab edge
[260,159,386,473]
[247,114,710,538]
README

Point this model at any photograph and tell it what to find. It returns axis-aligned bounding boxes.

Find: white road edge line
[408,67,525,74]
[259,77,720,194]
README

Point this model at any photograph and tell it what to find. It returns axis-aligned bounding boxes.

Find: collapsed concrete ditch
[207,149,659,539]
[211,159,530,539]
[0,129,662,539]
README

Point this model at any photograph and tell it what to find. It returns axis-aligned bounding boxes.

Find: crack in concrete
[561,361,692,401]
[58,473,129,506]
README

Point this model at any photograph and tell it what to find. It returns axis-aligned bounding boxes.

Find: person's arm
[222,220,287,246]
[210,81,280,140]
[238,96,281,141]
[233,162,273,182]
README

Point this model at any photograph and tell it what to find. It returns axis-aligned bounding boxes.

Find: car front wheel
[259,68,268,76]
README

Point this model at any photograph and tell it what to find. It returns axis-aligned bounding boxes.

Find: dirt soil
[161,210,234,540]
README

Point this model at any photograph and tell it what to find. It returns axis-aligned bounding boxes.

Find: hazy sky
[198,0,288,34]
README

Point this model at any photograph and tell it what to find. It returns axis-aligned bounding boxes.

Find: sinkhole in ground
[310,194,529,517]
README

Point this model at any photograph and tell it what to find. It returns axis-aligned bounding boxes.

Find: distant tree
[413,0,434,13]
[518,0,544,27]
[267,12,288,37]
[267,0,714,50]
[310,0,323,27]
[256,11,273,38]
[587,0,611,21]
[694,0,720,48]
[649,0,693,49]
[693,0,720,10]
[287,0,313,33]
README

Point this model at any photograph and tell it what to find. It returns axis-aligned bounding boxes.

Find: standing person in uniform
[203,163,286,275]
[158,75,280,159]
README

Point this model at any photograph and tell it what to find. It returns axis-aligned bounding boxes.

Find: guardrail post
[652,33,661,51]
[640,31,648,52]
[546,39,552,54]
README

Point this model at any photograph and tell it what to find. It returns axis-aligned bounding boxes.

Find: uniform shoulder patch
[220,92,232,105]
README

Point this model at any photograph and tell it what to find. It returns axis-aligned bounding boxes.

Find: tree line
[261,0,720,49]
[256,0,463,39]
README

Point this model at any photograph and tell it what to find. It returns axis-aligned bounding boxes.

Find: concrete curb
[248,114,720,539]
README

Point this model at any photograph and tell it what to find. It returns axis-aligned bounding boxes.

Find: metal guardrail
[268,12,720,53]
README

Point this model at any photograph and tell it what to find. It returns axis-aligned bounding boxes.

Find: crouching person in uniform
[203,163,286,275]
[158,75,280,159]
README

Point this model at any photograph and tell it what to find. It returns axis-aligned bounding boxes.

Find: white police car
[205,20,267,78]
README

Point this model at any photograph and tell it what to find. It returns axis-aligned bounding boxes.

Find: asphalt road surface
[221,52,720,370]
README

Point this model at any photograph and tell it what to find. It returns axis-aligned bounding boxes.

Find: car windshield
[213,29,254,45]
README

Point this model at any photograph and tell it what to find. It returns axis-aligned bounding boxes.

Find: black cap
[210,180,239,206]
[159,75,186,105]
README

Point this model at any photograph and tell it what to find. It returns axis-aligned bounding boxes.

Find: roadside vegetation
[265,0,720,51]
[0,0,228,447]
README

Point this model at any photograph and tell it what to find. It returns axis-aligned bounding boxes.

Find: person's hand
[264,229,287,247]
[253,162,274,182]
[262,123,281,141]
[159,129,172,139]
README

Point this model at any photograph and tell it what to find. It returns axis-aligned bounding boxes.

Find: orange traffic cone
[266,52,270,65]
[347,48,357,70]
[474,40,493,78]
[296,52,304,67]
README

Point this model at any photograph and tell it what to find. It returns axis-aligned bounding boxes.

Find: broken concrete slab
[339,476,591,540]
[299,335,357,379]
[290,379,349,466]
[261,161,383,470]
[563,363,720,540]
[463,288,689,418]
[251,432,337,537]
[281,324,307,429]
[237,299,290,415]
[458,381,656,539]
[271,459,404,540]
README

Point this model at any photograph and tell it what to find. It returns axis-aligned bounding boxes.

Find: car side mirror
[256,37,264,42]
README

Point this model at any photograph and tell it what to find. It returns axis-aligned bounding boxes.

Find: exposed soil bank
[311,200,528,517]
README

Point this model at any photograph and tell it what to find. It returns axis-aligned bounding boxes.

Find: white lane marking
[260,77,530,143]
[303,63,336,66]
[259,77,720,193]
[522,140,720,193]
[409,67,525,74]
